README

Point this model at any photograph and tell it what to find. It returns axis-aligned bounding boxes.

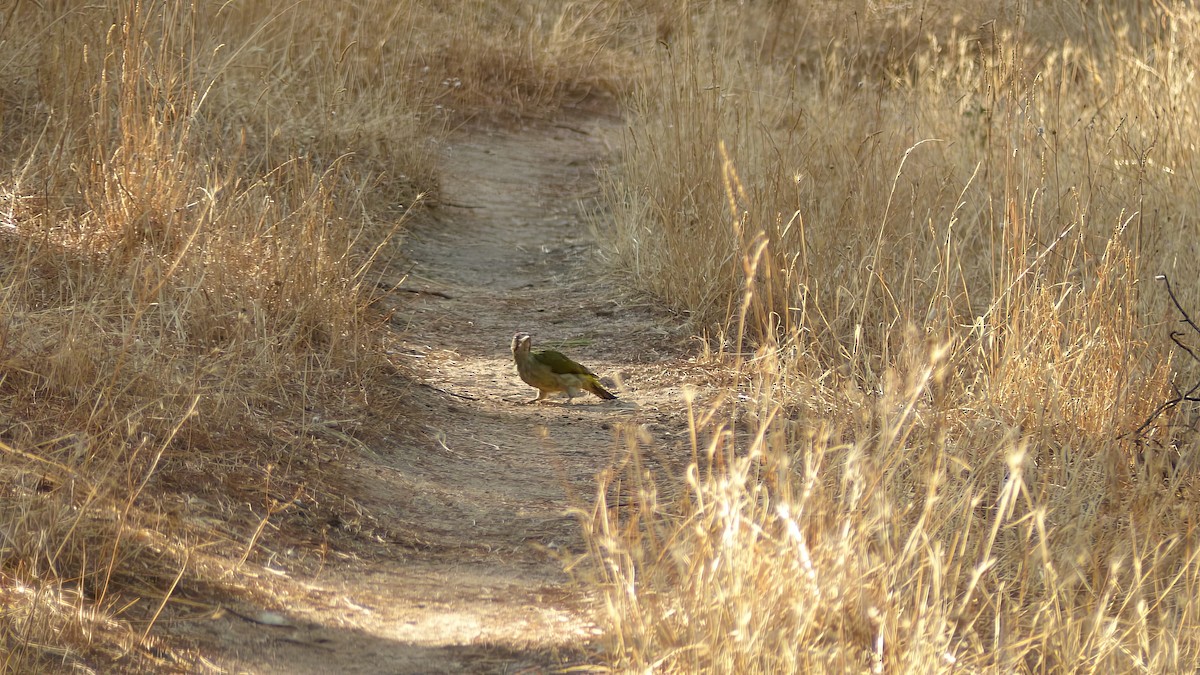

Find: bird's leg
[527,389,549,404]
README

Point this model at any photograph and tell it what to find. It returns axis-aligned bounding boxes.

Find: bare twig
[1136,275,1200,436]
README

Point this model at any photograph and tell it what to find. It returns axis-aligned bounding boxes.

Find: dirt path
[187,112,697,673]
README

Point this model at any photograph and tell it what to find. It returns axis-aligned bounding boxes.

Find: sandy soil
[176,110,702,674]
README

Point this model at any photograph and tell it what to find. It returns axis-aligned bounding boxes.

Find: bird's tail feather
[587,377,617,400]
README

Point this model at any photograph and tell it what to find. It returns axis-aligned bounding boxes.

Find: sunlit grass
[6,0,1199,671]
[0,0,635,670]
[588,1,1200,672]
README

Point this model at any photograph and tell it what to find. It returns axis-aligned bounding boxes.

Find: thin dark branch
[1170,331,1200,363]
[1136,275,1200,436]
[1161,274,1200,334]
[394,287,455,299]
[419,382,479,401]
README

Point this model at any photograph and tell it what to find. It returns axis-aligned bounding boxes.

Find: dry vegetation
[0,0,628,671]
[587,0,1200,672]
[6,0,1200,672]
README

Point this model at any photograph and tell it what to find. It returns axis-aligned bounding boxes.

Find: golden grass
[7,0,1200,671]
[588,1,1200,672]
[0,0,636,670]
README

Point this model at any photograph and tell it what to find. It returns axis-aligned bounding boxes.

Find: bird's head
[511,332,532,355]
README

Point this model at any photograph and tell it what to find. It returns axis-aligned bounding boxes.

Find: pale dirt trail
[185,111,698,674]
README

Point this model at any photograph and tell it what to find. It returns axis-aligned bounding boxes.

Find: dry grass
[0,0,636,671]
[588,1,1200,672]
[9,0,1199,671]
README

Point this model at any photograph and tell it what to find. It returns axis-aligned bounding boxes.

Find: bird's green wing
[534,349,595,376]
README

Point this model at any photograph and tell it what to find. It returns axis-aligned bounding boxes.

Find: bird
[510,332,617,404]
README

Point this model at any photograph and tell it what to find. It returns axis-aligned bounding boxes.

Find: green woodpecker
[511,332,617,404]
